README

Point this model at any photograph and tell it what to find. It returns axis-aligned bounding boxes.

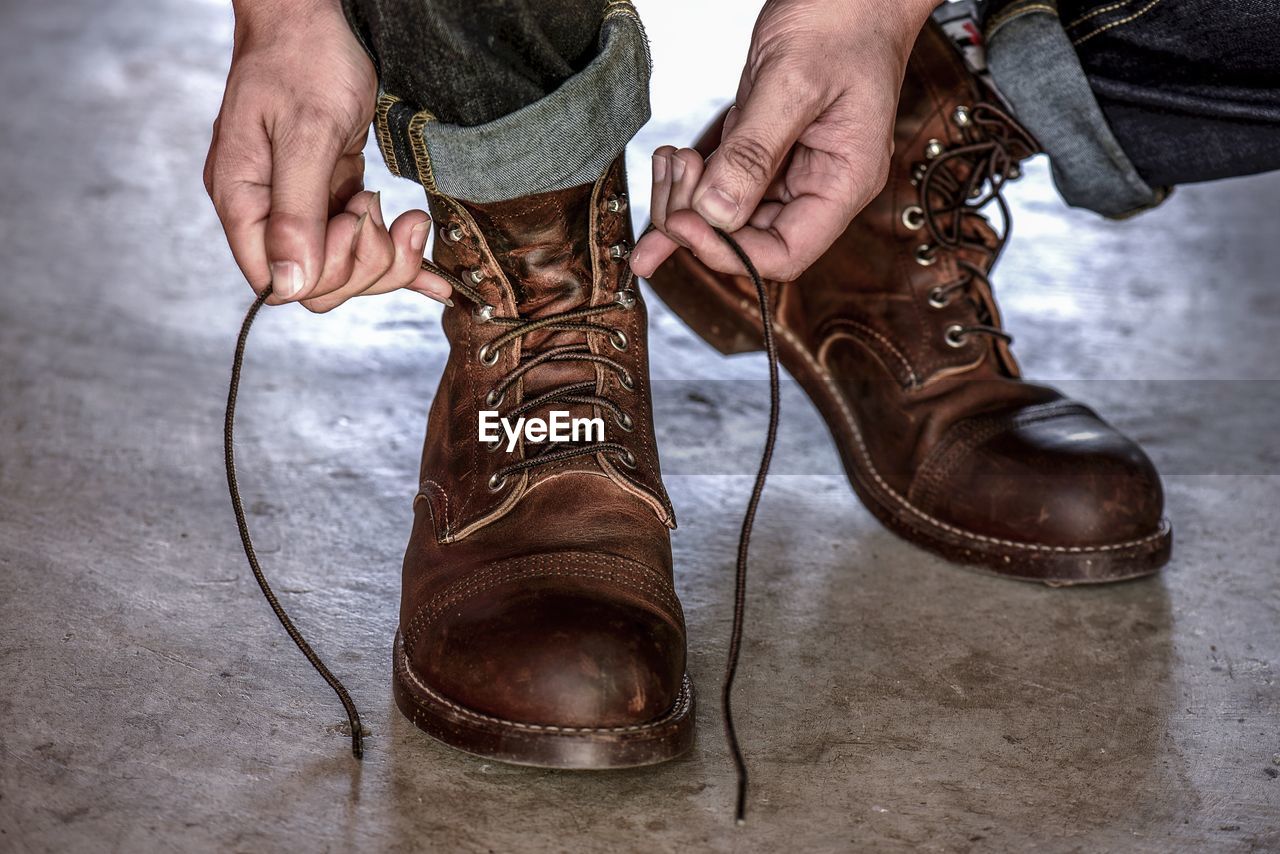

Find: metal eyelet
[1008,164,1022,181]
[475,304,495,323]
[478,343,500,366]
[910,162,928,187]
[952,105,972,128]
[485,388,505,407]
[617,450,638,469]
[914,244,937,267]
[927,288,951,309]
[901,205,925,231]
[486,437,503,452]
[618,370,635,391]
[924,139,945,160]
[609,242,631,261]
[609,329,629,351]
[944,324,967,348]
[617,411,634,432]
[607,194,628,213]
[614,289,637,310]
[487,472,508,491]
[468,269,485,285]
[441,223,465,244]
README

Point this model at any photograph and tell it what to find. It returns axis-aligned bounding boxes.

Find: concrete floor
[1,0,1278,851]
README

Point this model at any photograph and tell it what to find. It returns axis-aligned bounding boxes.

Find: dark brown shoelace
[469,291,644,488]
[916,101,1035,349]
[224,227,778,822]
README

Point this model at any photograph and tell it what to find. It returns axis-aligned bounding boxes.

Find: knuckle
[279,102,345,150]
[719,135,774,185]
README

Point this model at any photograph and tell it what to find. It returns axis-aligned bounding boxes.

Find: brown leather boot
[647,23,1171,584]
[392,156,694,766]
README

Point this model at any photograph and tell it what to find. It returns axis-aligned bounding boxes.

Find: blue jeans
[982,0,1280,216]
[343,0,650,203]
[345,0,1280,217]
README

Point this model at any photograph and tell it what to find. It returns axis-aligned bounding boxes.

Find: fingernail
[424,291,453,307]
[270,260,303,299]
[368,192,384,228]
[652,153,668,183]
[671,156,686,182]
[695,187,738,227]
[410,220,430,255]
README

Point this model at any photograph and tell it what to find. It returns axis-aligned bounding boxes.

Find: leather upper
[400,158,686,728]
[653,22,1165,552]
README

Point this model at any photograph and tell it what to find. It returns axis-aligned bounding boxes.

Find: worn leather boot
[392,157,694,766]
[647,22,1171,584]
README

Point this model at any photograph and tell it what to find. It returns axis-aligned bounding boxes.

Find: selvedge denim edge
[985,0,1168,218]
[371,2,650,203]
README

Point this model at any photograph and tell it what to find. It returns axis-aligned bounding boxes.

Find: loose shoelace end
[226,282,366,765]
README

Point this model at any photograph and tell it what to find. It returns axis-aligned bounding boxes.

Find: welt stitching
[775,322,1166,554]
[1072,0,1163,45]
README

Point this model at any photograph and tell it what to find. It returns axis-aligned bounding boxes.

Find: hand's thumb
[692,73,813,230]
[264,116,347,301]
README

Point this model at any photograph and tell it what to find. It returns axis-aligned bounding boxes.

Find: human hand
[632,0,938,282]
[204,0,452,310]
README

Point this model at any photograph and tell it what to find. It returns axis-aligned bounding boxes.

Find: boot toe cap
[406,558,686,729]
[914,404,1165,549]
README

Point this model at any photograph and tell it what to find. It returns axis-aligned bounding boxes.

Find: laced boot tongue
[460,187,594,316]
[460,182,605,440]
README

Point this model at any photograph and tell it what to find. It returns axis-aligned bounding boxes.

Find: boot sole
[645,258,1172,586]
[392,631,696,768]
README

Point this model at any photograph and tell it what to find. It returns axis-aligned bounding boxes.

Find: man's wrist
[232,0,344,36]
[869,0,942,59]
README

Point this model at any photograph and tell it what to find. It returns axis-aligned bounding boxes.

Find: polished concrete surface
[2,0,1278,851]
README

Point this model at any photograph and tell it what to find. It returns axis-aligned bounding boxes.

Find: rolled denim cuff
[372,2,650,203]
[984,1,1166,218]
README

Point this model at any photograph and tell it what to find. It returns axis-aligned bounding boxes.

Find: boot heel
[645,249,764,356]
